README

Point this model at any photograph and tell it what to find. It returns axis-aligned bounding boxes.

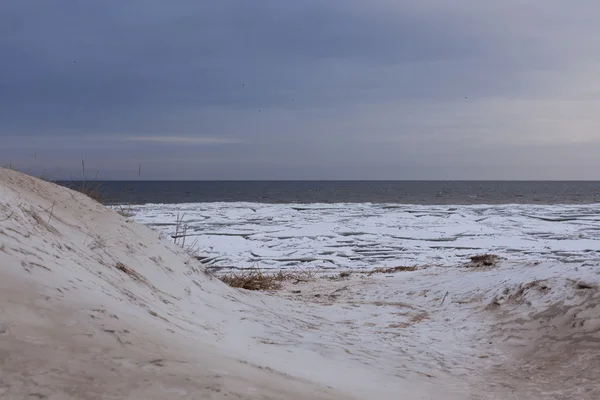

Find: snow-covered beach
[2,168,600,399]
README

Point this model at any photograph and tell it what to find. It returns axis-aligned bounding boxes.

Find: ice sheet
[127,202,600,270]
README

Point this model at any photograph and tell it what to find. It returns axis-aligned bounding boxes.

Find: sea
[60,180,600,205]
[57,181,600,271]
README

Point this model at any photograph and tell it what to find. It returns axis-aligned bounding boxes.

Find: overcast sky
[2,1,600,180]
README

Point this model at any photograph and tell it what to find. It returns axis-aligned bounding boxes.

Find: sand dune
[1,168,599,399]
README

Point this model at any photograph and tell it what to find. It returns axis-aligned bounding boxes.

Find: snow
[2,168,600,399]
[128,202,600,270]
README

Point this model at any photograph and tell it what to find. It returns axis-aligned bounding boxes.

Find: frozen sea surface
[129,203,600,271]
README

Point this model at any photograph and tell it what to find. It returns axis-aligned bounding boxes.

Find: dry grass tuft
[466,254,500,268]
[367,265,418,276]
[78,180,104,203]
[171,212,202,260]
[219,266,321,291]
[64,159,105,203]
[114,185,137,217]
[219,268,284,291]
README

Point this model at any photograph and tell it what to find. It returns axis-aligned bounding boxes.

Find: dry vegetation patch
[78,181,104,203]
[366,266,419,275]
[466,254,500,268]
[219,269,285,291]
[218,267,321,291]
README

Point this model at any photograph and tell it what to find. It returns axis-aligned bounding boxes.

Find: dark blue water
[56,181,600,205]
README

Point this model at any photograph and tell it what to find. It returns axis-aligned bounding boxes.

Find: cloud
[122,136,241,145]
[2,0,600,179]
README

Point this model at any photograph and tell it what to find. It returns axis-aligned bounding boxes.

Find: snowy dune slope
[130,202,600,271]
[0,169,361,399]
[2,168,600,399]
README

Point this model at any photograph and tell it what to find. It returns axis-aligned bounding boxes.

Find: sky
[2,0,600,180]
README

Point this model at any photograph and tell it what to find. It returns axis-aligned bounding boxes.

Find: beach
[1,168,599,399]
